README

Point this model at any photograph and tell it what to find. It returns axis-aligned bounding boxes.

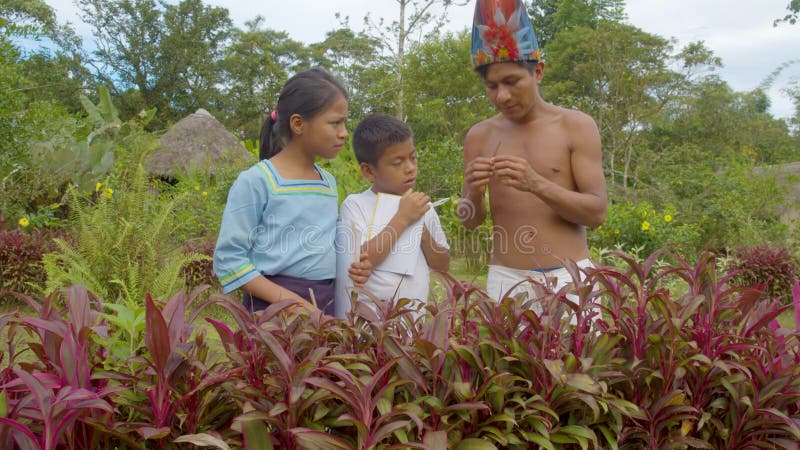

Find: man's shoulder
[466,114,503,143]
[552,105,597,129]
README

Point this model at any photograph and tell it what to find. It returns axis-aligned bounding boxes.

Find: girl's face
[295,94,349,159]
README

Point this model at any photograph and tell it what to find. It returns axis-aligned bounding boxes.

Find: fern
[42,164,207,305]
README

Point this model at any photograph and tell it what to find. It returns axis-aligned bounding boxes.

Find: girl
[213,67,369,315]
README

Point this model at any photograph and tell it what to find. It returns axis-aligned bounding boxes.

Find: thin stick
[492,141,502,157]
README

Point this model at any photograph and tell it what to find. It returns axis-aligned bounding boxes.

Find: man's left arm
[493,112,607,228]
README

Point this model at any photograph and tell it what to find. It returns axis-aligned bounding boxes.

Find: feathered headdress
[471,0,541,69]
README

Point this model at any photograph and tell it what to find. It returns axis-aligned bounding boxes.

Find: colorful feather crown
[471,0,541,69]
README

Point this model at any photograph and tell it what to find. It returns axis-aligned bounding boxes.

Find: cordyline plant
[0,248,798,449]
[0,285,239,449]
[0,286,120,449]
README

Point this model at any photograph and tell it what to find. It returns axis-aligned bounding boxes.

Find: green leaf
[454,438,498,450]
[173,433,231,450]
[566,373,601,394]
[291,427,352,450]
[242,418,273,450]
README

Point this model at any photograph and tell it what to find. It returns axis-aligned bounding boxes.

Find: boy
[337,114,450,316]
[459,0,607,312]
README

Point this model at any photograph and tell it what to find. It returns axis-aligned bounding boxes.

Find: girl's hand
[348,252,372,287]
[396,189,430,227]
[284,292,319,312]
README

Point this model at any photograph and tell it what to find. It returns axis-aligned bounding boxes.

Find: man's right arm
[459,125,491,230]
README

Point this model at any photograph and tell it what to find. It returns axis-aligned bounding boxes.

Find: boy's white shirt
[334,188,449,317]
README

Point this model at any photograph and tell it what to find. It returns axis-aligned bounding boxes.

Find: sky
[44,0,799,119]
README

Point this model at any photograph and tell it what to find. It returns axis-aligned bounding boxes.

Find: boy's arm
[361,189,430,267]
[421,226,450,271]
[339,198,372,286]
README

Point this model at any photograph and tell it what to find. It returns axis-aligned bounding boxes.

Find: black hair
[352,114,413,166]
[259,67,348,160]
[475,60,538,79]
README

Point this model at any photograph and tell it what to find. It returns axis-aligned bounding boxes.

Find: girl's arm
[241,277,317,311]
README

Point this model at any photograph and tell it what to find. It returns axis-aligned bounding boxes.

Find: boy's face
[361,139,418,195]
[483,61,544,121]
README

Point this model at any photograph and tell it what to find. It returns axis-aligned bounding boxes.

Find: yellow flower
[95,182,103,192]
[18,217,29,227]
[194,185,200,191]
[664,214,673,223]
[103,187,114,199]
[641,221,651,231]
[614,229,620,235]
[497,47,510,59]
[201,191,208,198]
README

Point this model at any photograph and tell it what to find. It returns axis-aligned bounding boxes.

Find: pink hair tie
[270,110,277,121]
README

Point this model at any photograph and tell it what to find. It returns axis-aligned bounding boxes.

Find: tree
[309,27,383,121]
[527,0,626,50]
[544,22,711,190]
[219,16,309,140]
[1,0,89,112]
[0,0,56,31]
[358,0,466,119]
[775,0,799,25]
[158,0,232,115]
[402,30,494,198]
[77,0,232,127]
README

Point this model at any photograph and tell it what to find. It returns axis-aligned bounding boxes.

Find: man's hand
[396,189,430,227]
[492,155,541,194]
[463,156,494,197]
[348,252,372,287]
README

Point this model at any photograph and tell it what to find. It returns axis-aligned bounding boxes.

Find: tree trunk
[396,0,406,120]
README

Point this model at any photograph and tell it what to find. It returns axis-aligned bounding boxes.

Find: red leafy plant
[0,248,797,449]
[0,286,239,449]
[0,287,119,449]
[0,228,69,302]
[592,249,800,448]
[728,244,798,301]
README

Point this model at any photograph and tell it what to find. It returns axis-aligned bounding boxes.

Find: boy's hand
[348,252,372,287]
[396,189,430,227]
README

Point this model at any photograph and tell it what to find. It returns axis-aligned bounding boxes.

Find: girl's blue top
[213,160,338,293]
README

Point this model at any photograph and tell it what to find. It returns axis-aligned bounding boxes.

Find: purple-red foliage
[729,244,798,301]
[0,249,797,449]
[0,228,69,302]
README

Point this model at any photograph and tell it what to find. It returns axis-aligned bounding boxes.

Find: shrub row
[0,251,798,448]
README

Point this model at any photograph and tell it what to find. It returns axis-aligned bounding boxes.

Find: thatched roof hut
[148,109,253,177]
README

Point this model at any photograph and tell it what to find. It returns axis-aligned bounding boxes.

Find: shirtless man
[459,0,607,305]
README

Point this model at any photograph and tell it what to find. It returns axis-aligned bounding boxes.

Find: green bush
[589,199,701,258]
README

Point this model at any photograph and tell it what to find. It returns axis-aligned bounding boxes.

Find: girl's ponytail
[259,110,281,160]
